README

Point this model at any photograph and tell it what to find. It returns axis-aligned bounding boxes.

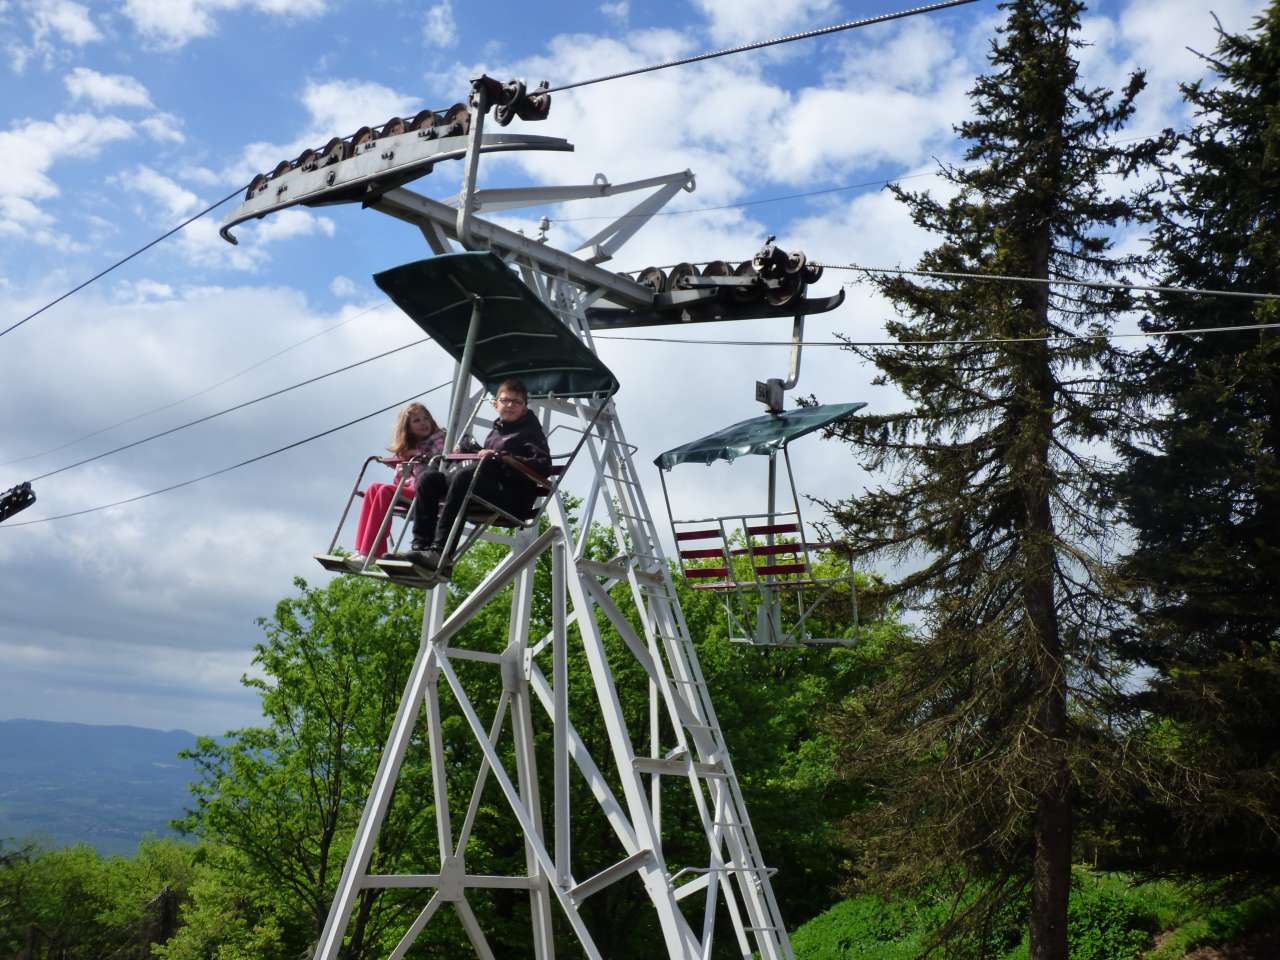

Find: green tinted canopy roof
[654,402,866,470]
[374,252,620,399]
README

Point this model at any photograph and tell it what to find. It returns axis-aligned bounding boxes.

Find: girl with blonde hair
[350,402,444,565]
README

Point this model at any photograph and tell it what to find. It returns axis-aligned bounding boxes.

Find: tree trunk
[1025,214,1071,960]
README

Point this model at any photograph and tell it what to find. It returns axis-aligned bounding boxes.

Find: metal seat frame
[659,445,858,647]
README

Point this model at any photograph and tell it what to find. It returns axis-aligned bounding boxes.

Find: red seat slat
[746,522,799,536]
[676,528,723,542]
[684,567,729,579]
[680,547,725,559]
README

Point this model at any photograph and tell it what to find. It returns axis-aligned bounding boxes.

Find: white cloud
[114,278,176,302]
[112,165,335,269]
[600,1,628,24]
[7,0,100,72]
[117,164,201,219]
[64,66,153,108]
[182,165,224,187]
[30,0,101,45]
[692,0,837,47]
[139,112,186,143]
[121,0,327,49]
[251,206,335,245]
[422,0,457,48]
[330,275,356,298]
[0,194,51,226]
[1077,0,1265,138]
[299,78,419,140]
[0,112,134,242]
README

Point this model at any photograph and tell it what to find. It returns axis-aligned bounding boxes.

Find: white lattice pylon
[301,124,792,951]
[313,384,792,959]
[313,299,794,959]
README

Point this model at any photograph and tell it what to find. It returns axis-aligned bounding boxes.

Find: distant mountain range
[0,719,199,856]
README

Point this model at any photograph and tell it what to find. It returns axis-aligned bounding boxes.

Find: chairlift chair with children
[655,402,866,647]
[314,251,619,588]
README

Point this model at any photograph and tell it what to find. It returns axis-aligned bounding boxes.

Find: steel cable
[4,382,449,526]
[543,0,983,94]
[0,182,249,340]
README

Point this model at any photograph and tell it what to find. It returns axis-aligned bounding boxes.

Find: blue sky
[0,0,1268,735]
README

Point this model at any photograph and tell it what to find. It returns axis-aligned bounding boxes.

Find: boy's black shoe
[405,548,442,570]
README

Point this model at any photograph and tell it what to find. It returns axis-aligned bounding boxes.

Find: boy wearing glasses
[401,377,551,575]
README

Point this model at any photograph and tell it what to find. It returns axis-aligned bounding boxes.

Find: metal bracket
[456,81,489,247]
[755,314,805,413]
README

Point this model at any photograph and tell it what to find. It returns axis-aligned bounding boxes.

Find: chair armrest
[499,453,553,492]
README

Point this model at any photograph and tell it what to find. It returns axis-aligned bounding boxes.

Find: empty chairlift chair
[654,402,866,646]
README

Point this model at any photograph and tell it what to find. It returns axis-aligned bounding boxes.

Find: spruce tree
[1113,3,1280,883]
[822,1,1152,956]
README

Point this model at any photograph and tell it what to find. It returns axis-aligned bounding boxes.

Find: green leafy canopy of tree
[160,517,893,959]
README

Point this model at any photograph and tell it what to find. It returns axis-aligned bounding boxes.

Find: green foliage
[820,1,1160,955]
[152,845,289,960]
[158,509,890,958]
[791,894,935,960]
[791,882,1026,960]
[1058,872,1156,960]
[173,572,441,958]
[1111,2,1280,887]
[791,871,1279,960]
[1146,890,1280,960]
[0,837,196,959]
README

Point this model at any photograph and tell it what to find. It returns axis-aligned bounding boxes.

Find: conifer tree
[822,1,1153,956]
[1113,3,1280,882]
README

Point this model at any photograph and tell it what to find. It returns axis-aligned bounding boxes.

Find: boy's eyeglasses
[496,396,526,406]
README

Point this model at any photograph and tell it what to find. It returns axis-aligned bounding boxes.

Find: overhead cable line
[556,172,939,222]
[4,383,449,527]
[820,262,1280,302]
[18,335,428,484]
[0,182,249,340]
[1,300,391,468]
[620,258,1279,304]
[594,321,1280,349]
[0,1,980,338]
[543,0,982,94]
[558,130,1173,224]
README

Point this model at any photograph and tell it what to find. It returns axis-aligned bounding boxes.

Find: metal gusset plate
[220,131,573,244]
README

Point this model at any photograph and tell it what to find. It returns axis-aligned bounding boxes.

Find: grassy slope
[789,869,1280,960]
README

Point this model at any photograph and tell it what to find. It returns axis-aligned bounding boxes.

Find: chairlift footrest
[376,557,449,588]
